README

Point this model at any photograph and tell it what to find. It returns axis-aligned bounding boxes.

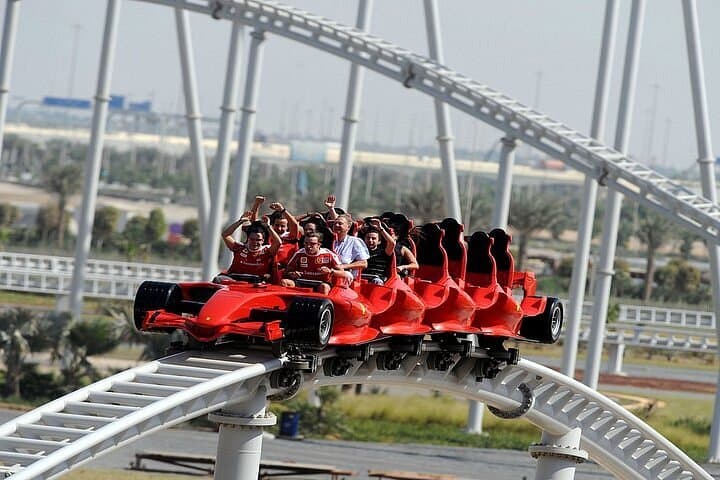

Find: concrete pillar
[606,343,625,375]
[0,0,21,155]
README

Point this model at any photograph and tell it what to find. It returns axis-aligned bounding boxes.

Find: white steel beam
[226,28,267,264]
[0,0,20,158]
[140,0,720,245]
[680,0,720,463]
[423,0,461,220]
[69,0,121,319]
[585,0,645,390]
[336,0,373,210]
[175,8,211,252]
[202,22,245,280]
[561,0,619,377]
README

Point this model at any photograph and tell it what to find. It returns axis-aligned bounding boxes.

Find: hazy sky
[8,0,720,169]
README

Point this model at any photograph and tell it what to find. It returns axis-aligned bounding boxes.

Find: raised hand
[324,195,336,210]
[269,202,284,212]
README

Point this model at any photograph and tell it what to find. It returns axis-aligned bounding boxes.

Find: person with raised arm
[221,211,281,280]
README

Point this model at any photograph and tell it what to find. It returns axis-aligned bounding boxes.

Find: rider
[221,212,281,280]
[332,213,369,279]
[268,201,301,270]
[281,232,351,294]
[362,218,395,285]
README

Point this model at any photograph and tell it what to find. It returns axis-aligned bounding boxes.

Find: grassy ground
[283,388,714,462]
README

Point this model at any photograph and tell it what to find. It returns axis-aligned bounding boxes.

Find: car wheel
[285,297,334,348]
[133,281,182,330]
[520,297,563,344]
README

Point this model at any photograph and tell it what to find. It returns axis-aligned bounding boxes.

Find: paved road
[2,409,720,479]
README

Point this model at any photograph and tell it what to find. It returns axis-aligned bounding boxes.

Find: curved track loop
[0,346,711,479]
[0,350,283,479]
[312,354,712,480]
[140,0,720,243]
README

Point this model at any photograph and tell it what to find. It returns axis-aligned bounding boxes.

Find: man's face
[364,232,380,249]
[333,217,350,235]
[304,222,317,235]
[304,238,321,255]
[247,232,264,251]
[273,219,289,235]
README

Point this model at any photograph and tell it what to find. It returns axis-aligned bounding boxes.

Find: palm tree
[0,309,48,398]
[42,162,82,248]
[635,207,674,301]
[508,188,563,270]
[103,303,171,360]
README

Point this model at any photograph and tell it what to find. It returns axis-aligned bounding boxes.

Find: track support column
[606,343,625,375]
[336,0,373,209]
[226,29,267,266]
[69,0,121,319]
[492,136,517,228]
[202,21,245,280]
[0,0,21,155]
[529,428,588,480]
[561,0,619,377]
[210,387,275,480]
[423,0,461,220]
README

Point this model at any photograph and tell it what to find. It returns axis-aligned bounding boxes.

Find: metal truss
[0,344,711,479]
[0,350,282,479]
[137,0,720,244]
[311,350,712,480]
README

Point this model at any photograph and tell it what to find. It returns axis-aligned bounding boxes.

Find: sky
[7,0,720,169]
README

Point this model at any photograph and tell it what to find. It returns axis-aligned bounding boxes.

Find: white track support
[606,343,625,375]
[202,21,244,280]
[336,0,373,210]
[0,0,20,156]
[423,0,461,220]
[311,351,712,480]
[175,8,211,250]
[529,427,588,480]
[584,0,645,390]
[68,0,121,319]
[226,28,267,266]
[143,0,720,245]
[210,386,275,480]
[0,350,283,479]
[561,0,619,377]
[680,0,720,462]
[0,344,711,479]
[492,136,517,229]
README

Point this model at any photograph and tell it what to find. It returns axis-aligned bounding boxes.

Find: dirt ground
[596,371,715,394]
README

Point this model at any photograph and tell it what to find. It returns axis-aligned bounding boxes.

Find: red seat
[439,218,467,287]
[489,228,514,291]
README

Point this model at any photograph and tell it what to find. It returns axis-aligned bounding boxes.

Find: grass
[279,388,715,463]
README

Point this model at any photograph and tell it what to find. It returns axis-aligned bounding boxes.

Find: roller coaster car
[133,273,378,352]
[464,227,563,344]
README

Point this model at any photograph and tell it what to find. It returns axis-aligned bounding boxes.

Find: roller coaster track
[0,343,711,479]
[139,0,720,245]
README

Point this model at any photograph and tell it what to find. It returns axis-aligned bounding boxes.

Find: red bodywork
[135,222,555,348]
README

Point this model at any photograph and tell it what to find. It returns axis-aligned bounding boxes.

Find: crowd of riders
[220,195,419,292]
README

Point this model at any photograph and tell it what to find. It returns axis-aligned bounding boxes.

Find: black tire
[520,297,563,344]
[133,281,182,330]
[284,297,334,348]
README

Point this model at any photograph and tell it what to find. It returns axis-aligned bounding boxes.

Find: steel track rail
[311,353,712,480]
[0,350,283,479]
[136,0,720,244]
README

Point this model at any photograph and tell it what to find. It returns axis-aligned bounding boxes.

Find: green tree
[145,208,167,244]
[405,185,445,224]
[0,203,19,227]
[103,302,171,360]
[0,309,47,397]
[36,204,61,245]
[119,216,148,260]
[56,318,122,388]
[92,206,120,250]
[42,162,82,248]
[635,207,674,301]
[654,259,709,304]
[508,188,563,270]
